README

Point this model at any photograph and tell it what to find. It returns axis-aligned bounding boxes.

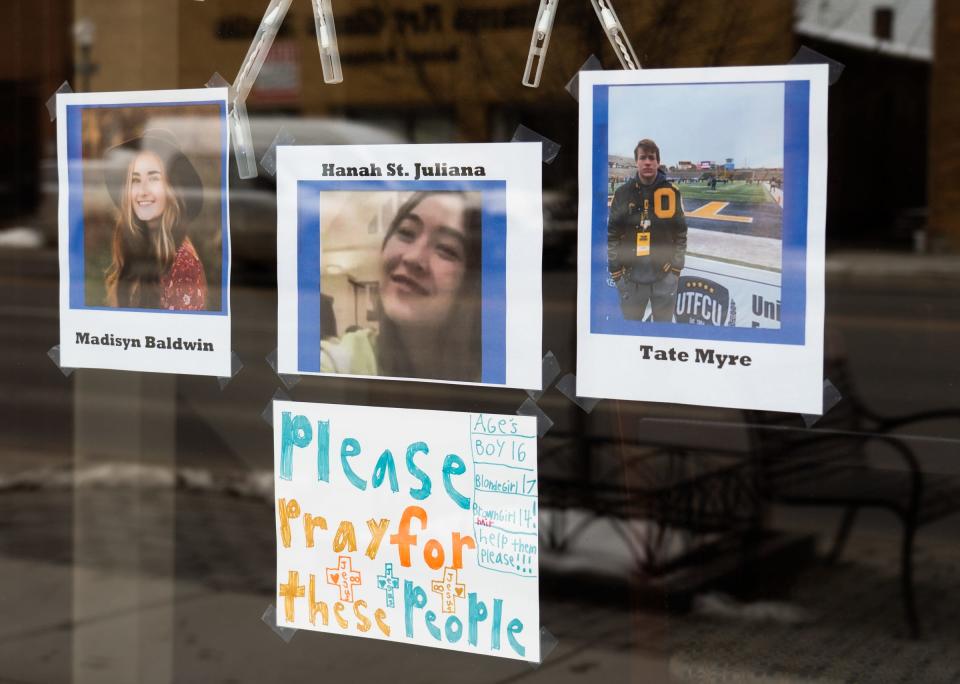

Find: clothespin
[232,0,294,104]
[223,0,343,177]
[523,0,560,87]
[226,0,293,178]
[589,0,640,70]
[311,0,343,83]
[522,0,640,88]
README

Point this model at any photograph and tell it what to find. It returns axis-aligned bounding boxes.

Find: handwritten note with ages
[273,401,540,662]
[471,414,538,578]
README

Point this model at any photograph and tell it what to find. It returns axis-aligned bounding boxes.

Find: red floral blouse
[160,238,207,311]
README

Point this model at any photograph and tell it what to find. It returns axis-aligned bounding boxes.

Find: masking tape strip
[229,99,259,179]
[205,72,230,89]
[266,348,302,390]
[526,351,562,400]
[216,351,245,390]
[260,127,297,177]
[790,46,845,85]
[261,603,298,643]
[564,54,603,102]
[555,373,601,413]
[261,387,293,427]
[528,626,560,668]
[517,397,554,438]
[801,379,842,427]
[45,82,73,122]
[511,125,561,164]
[46,345,75,378]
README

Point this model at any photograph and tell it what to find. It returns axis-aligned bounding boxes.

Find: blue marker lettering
[406,441,431,500]
[506,619,525,657]
[491,598,503,651]
[424,610,442,641]
[467,592,488,647]
[403,580,427,638]
[441,454,470,510]
[340,437,367,490]
[280,412,312,481]
[371,449,400,493]
[444,615,463,643]
[317,419,330,482]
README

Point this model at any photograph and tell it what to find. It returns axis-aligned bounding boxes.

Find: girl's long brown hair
[105,153,186,308]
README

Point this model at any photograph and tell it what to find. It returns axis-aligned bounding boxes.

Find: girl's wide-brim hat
[103,129,204,221]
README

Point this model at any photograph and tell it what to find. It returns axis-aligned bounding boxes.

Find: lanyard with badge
[636,199,651,256]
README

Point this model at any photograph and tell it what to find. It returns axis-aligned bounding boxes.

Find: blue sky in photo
[608,82,785,168]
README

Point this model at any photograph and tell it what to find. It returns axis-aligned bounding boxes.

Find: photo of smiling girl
[277,143,543,389]
[319,191,483,382]
[103,129,208,310]
[57,89,231,376]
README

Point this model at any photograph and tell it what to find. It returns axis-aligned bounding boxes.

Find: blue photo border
[296,180,508,384]
[66,99,230,315]
[589,80,810,345]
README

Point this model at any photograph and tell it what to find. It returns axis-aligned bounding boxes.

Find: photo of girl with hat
[57,89,231,376]
[103,129,208,310]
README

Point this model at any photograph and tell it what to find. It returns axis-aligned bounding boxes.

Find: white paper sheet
[276,143,543,389]
[56,88,231,376]
[273,400,540,662]
[576,66,828,413]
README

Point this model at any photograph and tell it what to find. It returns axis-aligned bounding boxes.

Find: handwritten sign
[273,401,540,662]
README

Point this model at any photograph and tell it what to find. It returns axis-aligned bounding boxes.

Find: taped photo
[576,66,828,412]
[277,144,543,389]
[273,400,540,661]
[56,88,231,376]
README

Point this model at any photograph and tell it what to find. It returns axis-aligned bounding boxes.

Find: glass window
[2,1,958,682]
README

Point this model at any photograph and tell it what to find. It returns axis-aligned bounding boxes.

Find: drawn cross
[326,555,362,602]
[377,563,400,608]
[278,569,305,622]
[430,566,466,614]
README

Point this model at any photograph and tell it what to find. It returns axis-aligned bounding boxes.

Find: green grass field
[676,181,773,204]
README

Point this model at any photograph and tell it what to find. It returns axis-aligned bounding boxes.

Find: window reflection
[1,1,959,682]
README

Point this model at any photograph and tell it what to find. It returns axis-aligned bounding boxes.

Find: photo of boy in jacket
[607,138,687,321]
